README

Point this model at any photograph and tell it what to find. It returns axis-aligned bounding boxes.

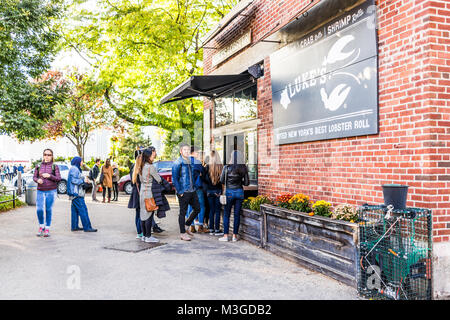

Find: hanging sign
[270,0,378,145]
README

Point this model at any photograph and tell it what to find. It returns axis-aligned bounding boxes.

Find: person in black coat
[151,176,171,218]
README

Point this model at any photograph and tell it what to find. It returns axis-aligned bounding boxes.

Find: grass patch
[0,194,26,212]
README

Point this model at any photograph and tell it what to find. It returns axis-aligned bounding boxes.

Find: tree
[111,125,152,169]
[62,0,237,143]
[45,70,123,160]
[0,0,67,141]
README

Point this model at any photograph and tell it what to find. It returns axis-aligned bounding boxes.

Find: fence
[357,204,432,300]
[0,188,18,209]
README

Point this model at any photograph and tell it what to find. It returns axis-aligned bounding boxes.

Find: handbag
[138,165,159,212]
[220,166,228,205]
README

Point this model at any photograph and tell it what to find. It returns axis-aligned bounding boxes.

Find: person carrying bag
[136,147,161,243]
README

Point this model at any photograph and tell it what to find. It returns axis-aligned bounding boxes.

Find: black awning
[159,73,254,105]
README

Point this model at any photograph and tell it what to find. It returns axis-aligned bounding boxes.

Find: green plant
[312,200,332,217]
[118,167,130,178]
[289,193,312,213]
[243,196,272,211]
[0,194,25,212]
[332,204,358,222]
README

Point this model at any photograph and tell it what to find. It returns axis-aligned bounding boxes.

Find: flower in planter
[331,204,359,222]
[288,193,312,213]
[275,194,293,209]
[312,200,332,217]
[243,196,273,211]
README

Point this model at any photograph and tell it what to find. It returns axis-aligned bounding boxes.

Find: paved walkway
[0,193,359,299]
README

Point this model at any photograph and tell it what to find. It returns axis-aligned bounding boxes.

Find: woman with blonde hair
[204,150,224,235]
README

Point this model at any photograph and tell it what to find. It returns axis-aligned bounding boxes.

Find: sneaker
[136,233,143,239]
[180,233,191,241]
[141,236,146,242]
[185,226,195,237]
[190,225,197,233]
[232,235,239,242]
[144,236,160,243]
[43,229,50,237]
[152,226,164,233]
[209,229,215,235]
[218,235,229,242]
[36,227,44,237]
[214,230,224,236]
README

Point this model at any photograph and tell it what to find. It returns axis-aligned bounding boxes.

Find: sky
[0,0,164,165]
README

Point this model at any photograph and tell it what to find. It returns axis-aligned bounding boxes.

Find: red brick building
[162,0,449,299]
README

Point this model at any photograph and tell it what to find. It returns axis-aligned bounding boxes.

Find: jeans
[71,197,93,230]
[207,190,222,231]
[135,208,142,234]
[223,188,244,235]
[186,189,206,226]
[141,212,154,238]
[36,189,57,227]
[177,191,200,233]
[112,182,119,200]
[91,181,97,200]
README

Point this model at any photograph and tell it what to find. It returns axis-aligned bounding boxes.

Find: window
[214,84,257,127]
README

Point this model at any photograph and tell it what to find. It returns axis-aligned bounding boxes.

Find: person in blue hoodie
[67,157,97,232]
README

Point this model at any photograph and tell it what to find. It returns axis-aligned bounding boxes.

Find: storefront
[161,0,450,299]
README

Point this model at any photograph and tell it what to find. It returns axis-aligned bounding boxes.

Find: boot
[190,225,197,233]
[108,198,111,203]
[102,197,105,203]
[197,225,208,233]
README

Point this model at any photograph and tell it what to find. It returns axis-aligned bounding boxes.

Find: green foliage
[243,196,273,212]
[45,70,121,160]
[118,167,130,178]
[111,125,152,169]
[0,193,26,212]
[0,0,67,141]
[312,200,332,217]
[288,193,312,213]
[63,0,238,135]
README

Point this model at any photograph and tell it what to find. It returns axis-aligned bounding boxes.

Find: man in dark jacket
[89,158,101,202]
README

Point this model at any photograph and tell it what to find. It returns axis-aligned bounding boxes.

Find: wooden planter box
[260,204,359,287]
[220,208,264,247]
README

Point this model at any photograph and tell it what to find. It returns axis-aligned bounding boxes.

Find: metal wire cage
[357,204,432,300]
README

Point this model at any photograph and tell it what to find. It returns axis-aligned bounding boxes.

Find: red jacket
[33,162,61,191]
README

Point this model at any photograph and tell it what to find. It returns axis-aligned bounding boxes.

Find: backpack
[36,163,56,177]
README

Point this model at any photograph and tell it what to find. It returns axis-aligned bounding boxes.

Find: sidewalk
[0,193,359,299]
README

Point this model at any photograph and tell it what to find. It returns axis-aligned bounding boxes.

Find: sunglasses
[43,154,52,156]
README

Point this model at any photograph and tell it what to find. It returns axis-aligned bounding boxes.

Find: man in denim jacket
[171,143,201,241]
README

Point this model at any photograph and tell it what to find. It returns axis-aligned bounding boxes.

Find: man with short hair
[172,143,201,241]
[89,158,101,202]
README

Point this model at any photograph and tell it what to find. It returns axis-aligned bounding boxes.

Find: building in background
[161,0,450,299]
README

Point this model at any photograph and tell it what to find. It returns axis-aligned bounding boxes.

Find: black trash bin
[382,184,409,210]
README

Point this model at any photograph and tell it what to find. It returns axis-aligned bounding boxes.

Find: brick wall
[204,0,450,243]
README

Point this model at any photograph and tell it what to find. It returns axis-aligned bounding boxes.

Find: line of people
[172,143,249,242]
[0,163,24,184]
[31,144,250,244]
[88,158,120,202]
